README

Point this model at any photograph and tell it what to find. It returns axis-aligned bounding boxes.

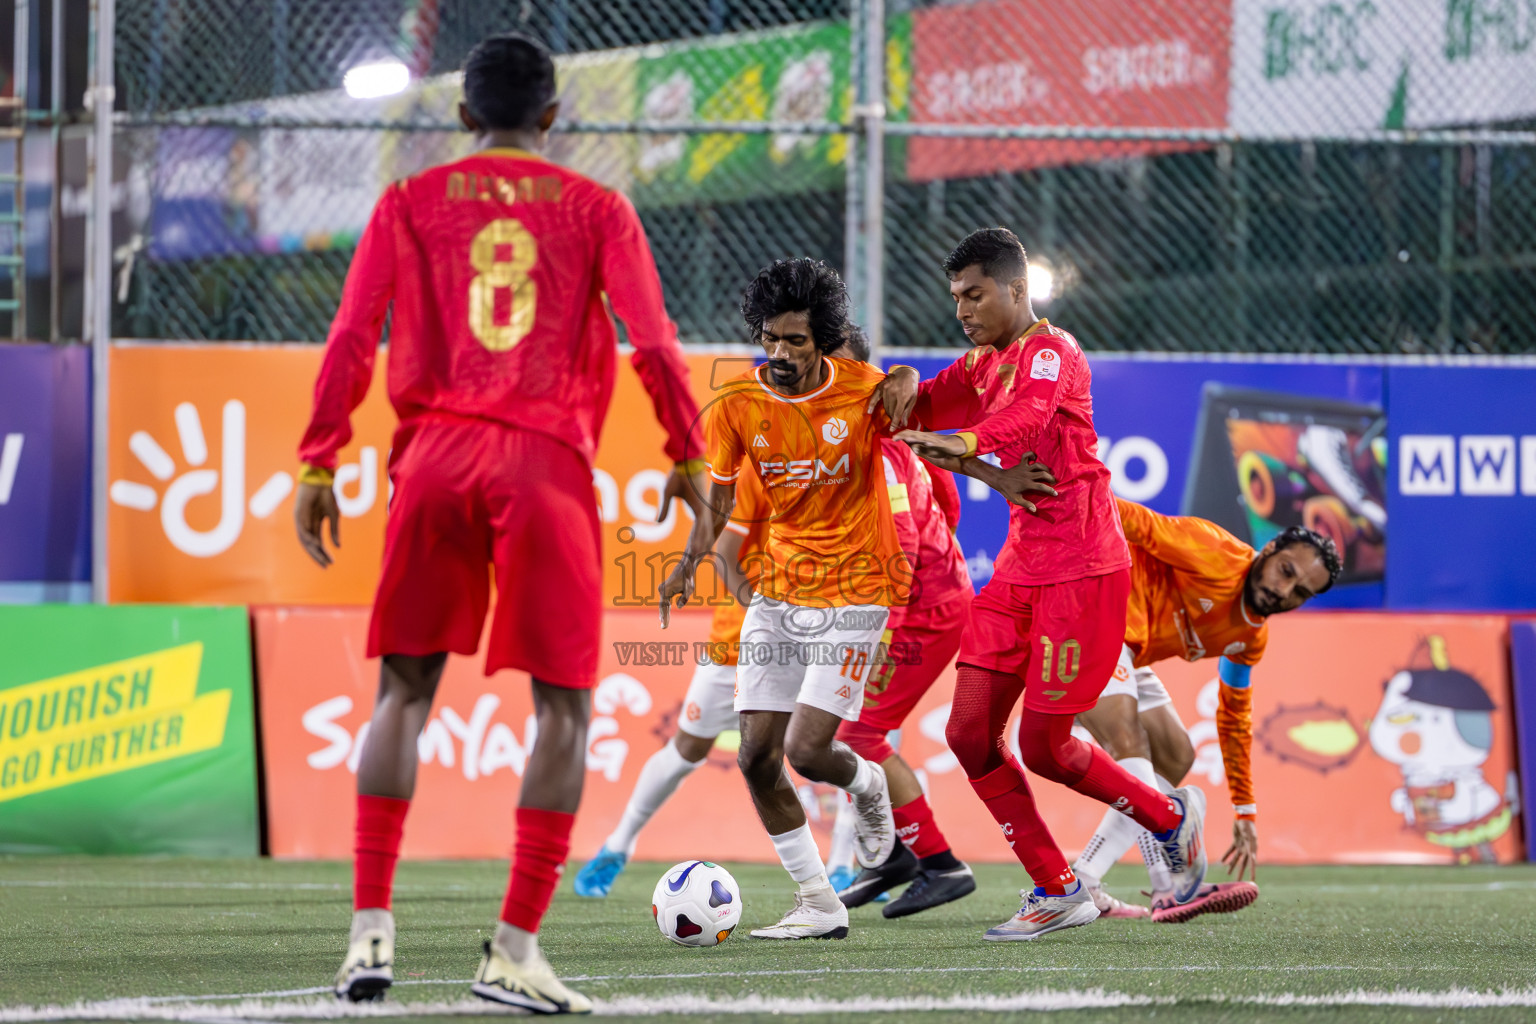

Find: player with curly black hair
[658,257,909,940]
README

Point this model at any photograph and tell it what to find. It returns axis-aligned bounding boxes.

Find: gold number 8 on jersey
[469,218,537,352]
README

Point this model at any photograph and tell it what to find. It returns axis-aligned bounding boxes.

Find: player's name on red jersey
[299,147,701,473]
[707,358,911,608]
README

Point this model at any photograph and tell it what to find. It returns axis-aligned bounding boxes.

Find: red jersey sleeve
[298,184,400,470]
[598,189,703,465]
[912,354,983,431]
[927,463,962,532]
[959,336,1068,456]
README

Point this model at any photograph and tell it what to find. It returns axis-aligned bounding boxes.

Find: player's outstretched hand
[657,559,696,629]
[1222,818,1258,882]
[869,365,920,429]
[660,463,709,523]
[294,481,341,569]
[892,429,968,460]
[991,455,1058,512]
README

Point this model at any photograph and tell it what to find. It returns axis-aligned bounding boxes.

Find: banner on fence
[1511,620,1536,861]
[1231,0,1536,137]
[0,605,259,855]
[1385,366,1536,611]
[107,343,746,608]
[907,0,1230,180]
[0,344,91,603]
[253,606,1519,865]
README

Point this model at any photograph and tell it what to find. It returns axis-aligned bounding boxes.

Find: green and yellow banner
[0,606,258,855]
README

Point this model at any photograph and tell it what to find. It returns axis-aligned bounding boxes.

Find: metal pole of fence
[87,0,114,603]
[843,0,863,323]
[48,0,62,342]
[860,0,885,362]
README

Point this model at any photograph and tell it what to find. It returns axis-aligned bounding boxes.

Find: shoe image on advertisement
[1297,424,1385,531]
[572,847,628,898]
[983,883,1100,941]
[883,862,978,919]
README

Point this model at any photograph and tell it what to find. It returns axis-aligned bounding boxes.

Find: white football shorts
[1099,643,1174,713]
[676,660,740,739]
[734,596,889,722]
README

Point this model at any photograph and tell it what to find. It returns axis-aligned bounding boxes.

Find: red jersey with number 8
[298,147,702,472]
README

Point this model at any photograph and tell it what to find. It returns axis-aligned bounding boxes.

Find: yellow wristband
[677,458,709,477]
[298,463,335,487]
[955,431,979,459]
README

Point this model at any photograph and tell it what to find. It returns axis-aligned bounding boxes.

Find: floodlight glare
[344,60,410,100]
[1028,261,1055,304]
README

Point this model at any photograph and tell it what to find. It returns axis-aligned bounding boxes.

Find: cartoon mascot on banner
[1368,635,1520,864]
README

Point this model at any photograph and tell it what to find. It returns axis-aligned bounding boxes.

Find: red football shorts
[367,418,601,688]
[957,569,1131,714]
[858,591,970,732]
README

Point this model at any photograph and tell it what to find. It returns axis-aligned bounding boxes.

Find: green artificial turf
[2,858,1535,1022]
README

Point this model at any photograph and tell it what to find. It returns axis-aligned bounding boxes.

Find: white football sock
[828,794,856,873]
[1074,756,1158,887]
[603,740,701,854]
[844,755,879,796]
[492,921,537,965]
[1138,829,1174,892]
[770,822,829,892]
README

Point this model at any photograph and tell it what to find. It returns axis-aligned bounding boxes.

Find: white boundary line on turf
[6,878,1536,894]
[9,988,1536,1021]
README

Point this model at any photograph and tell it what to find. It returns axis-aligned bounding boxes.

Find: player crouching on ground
[1070,499,1341,922]
[659,259,907,940]
[295,33,707,1014]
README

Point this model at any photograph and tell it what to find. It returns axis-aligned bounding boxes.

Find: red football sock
[500,807,575,933]
[1016,712,1181,834]
[1074,743,1181,834]
[966,758,1072,891]
[893,795,949,859]
[354,794,409,911]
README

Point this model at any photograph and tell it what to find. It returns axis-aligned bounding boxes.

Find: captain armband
[1217,657,1252,689]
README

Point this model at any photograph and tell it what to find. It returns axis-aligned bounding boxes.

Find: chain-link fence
[111,0,1536,354]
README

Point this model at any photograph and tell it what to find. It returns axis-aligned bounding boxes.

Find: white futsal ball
[651,860,742,947]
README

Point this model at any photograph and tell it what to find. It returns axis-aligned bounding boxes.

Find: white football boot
[1157,785,1209,904]
[984,883,1100,941]
[850,762,896,869]
[471,938,592,1015]
[750,887,850,940]
[334,909,394,1002]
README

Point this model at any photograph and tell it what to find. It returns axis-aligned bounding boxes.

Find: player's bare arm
[294,476,342,569]
[660,461,711,522]
[658,479,736,628]
[867,364,920,428]
[914,446,1058,513]
[1223,819,1259,882]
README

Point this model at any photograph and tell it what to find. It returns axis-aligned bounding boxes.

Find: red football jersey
[299,147,702,471]
[881,438,970,630]
[913,319,1129,586]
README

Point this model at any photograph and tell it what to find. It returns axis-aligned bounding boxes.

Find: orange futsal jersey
[706,468,769,664]
[707,357,910,608]
[1119,498,1268,669]
[1118,497,1267,812]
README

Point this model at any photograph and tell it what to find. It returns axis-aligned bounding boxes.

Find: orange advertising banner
[255,607,1521,866]
[108,343,752,606]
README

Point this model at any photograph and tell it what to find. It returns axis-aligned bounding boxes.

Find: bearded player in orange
[1069,498,1341,922]
[660,258,908,940]
[293,35,705,1013]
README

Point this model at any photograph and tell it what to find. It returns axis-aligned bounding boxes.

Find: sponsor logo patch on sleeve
[1030,347,1061,381]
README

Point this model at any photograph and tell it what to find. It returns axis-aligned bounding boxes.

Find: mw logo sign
[1399,435,1536,497]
